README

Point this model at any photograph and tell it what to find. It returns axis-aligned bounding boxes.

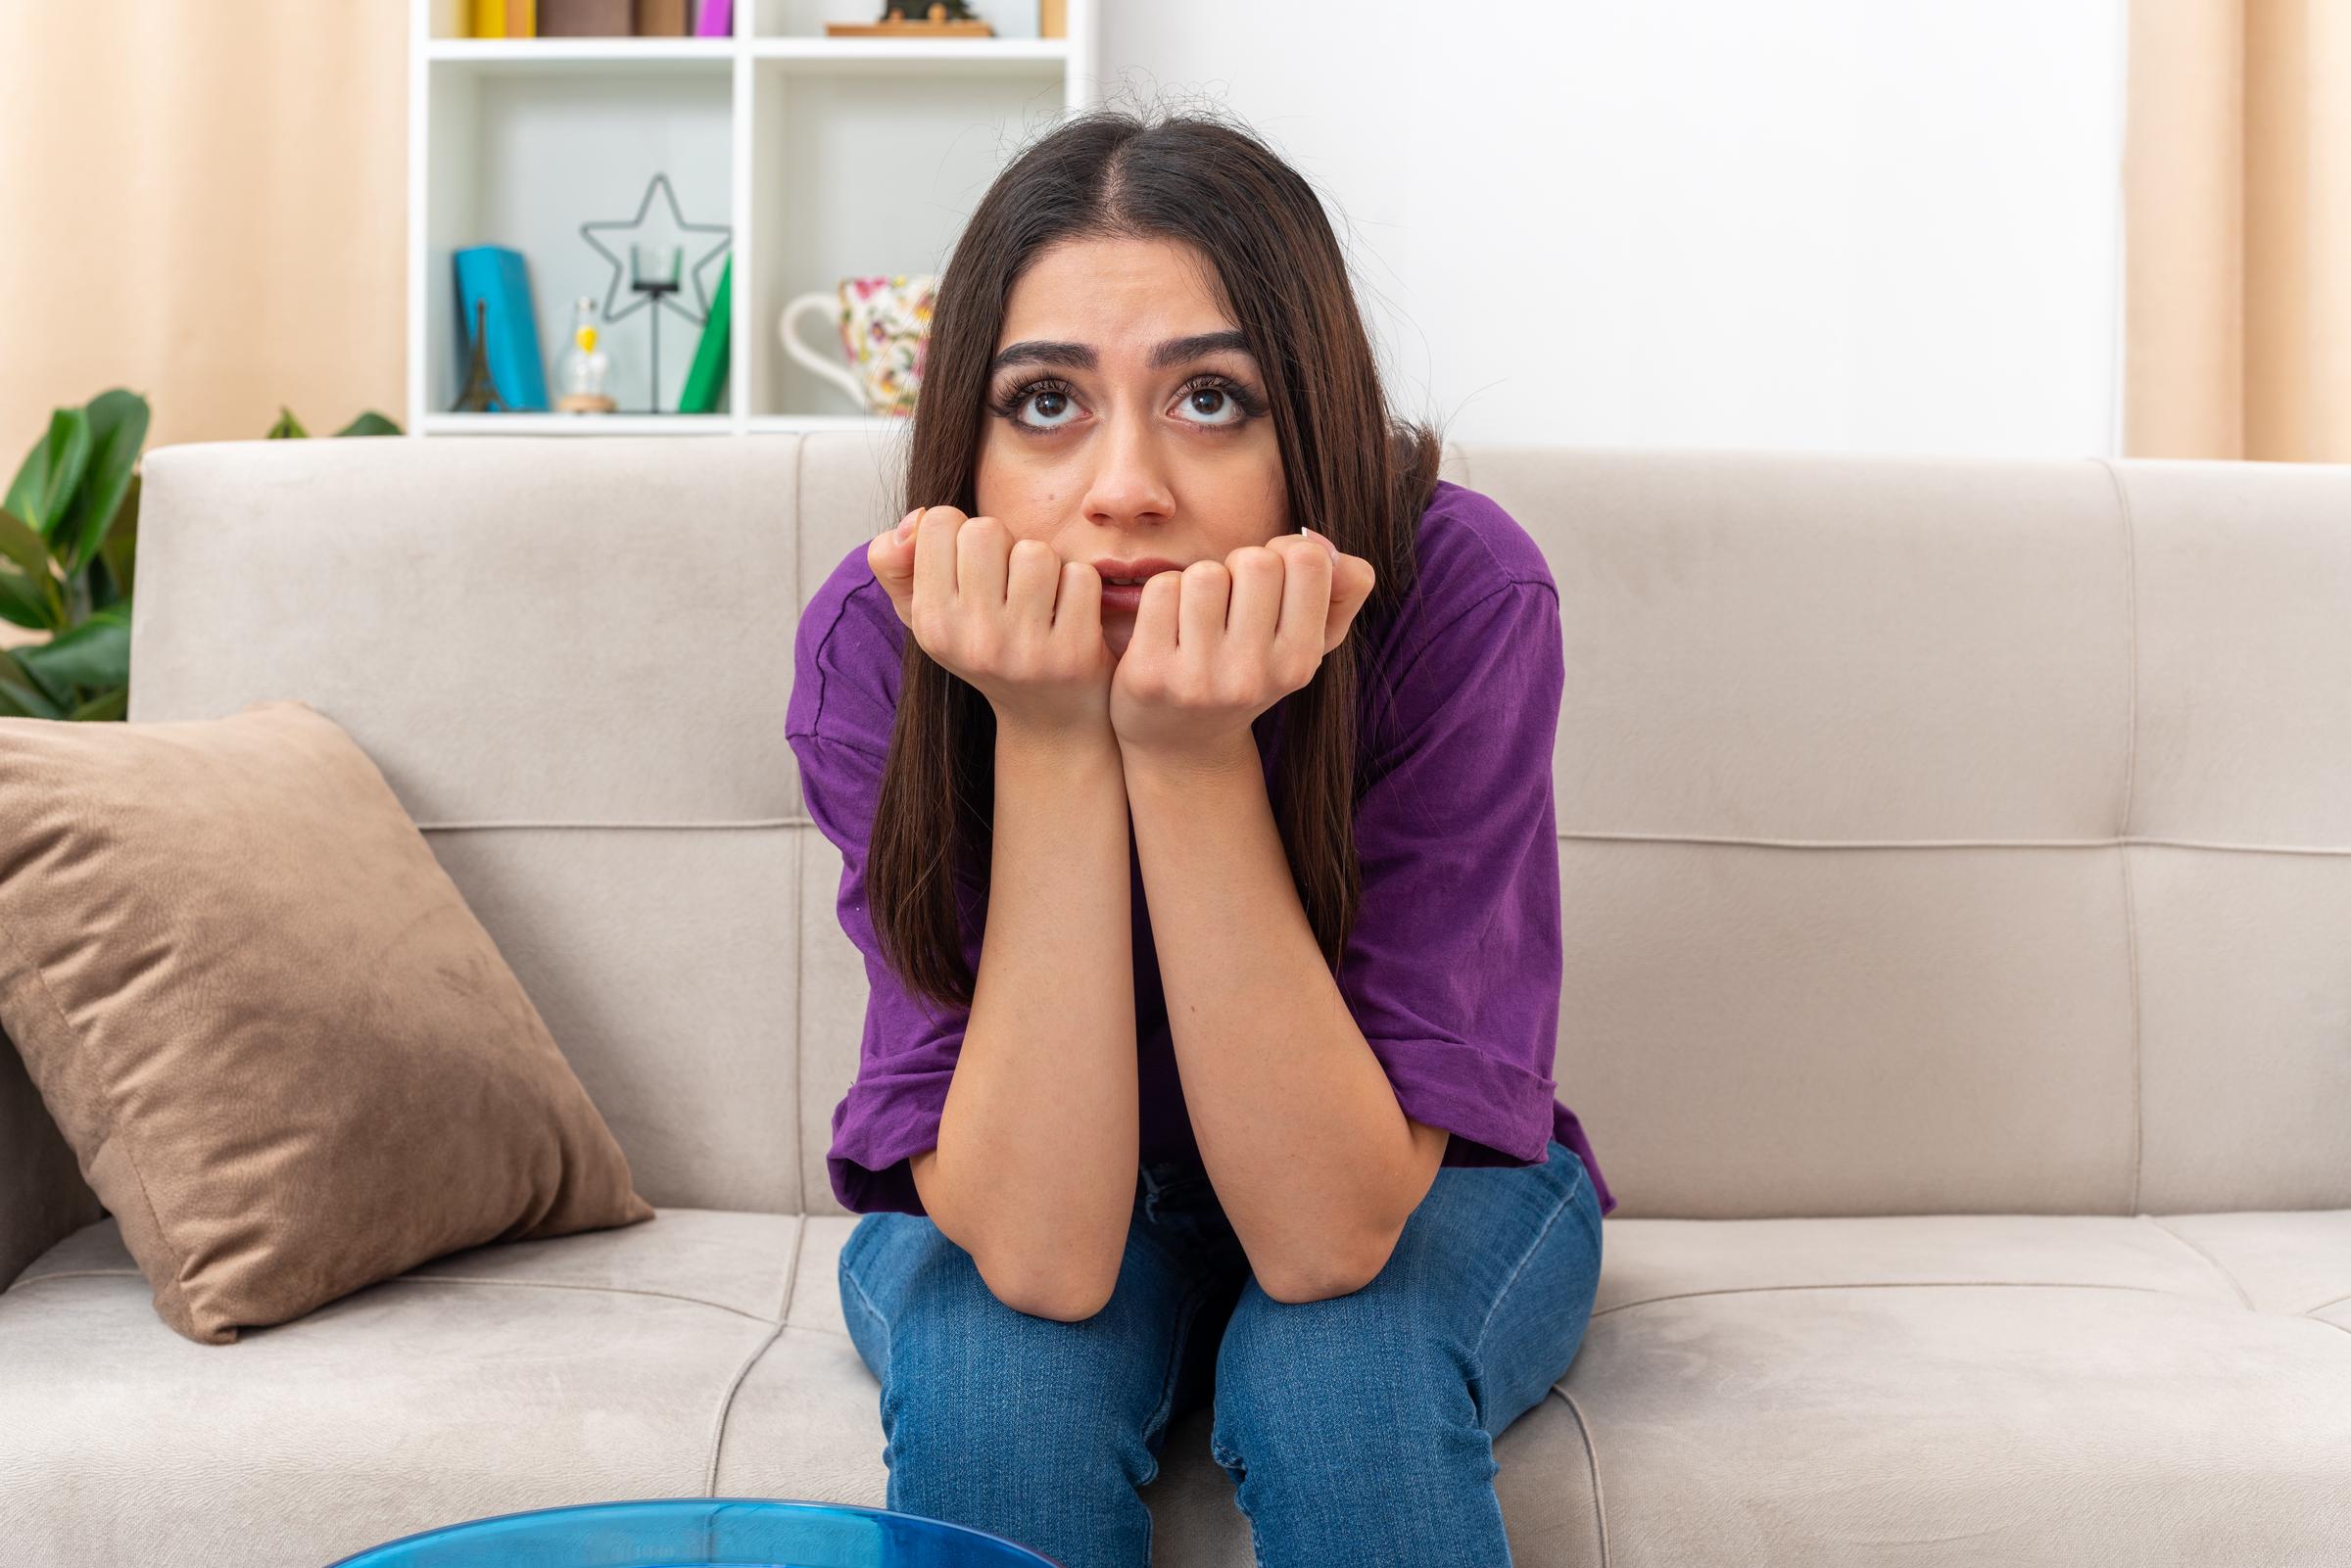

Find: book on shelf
[452,246,552,412]
[635,0,689,34]
[694,0,733,36]
[467,0,537,35]
[678,256,732,414]
[539,0,630,34]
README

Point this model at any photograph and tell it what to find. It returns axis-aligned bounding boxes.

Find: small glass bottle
[554,296,615,414]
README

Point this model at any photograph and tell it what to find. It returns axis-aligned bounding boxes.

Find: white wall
[1093,0,2129,458]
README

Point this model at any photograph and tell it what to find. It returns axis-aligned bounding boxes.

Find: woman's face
[974,235,1288,660]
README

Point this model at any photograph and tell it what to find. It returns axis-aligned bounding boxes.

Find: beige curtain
[2126,0,2351,460]
[0,1,408,462]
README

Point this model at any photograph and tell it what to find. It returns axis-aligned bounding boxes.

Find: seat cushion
[6,1208,2347,1568]
[0,1209,870,1566]
[1561,1210,2351,1566]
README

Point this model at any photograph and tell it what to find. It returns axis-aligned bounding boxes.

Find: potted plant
[0,390,399,721]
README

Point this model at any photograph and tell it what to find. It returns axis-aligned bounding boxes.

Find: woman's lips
[1099,582,1147,612]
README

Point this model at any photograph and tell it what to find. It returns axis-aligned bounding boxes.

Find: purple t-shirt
[786,478,1617,1220]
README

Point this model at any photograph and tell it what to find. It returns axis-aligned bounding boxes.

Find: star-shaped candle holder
[579,171,732,413]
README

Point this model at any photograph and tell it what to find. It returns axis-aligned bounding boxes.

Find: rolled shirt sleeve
[1340,576,1575,1178]
[788,574,976,1216]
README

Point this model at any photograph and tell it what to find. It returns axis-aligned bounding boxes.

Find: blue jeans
[837,1136,1604,1568]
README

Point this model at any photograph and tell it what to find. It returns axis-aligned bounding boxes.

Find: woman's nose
[1080,406,1176,519]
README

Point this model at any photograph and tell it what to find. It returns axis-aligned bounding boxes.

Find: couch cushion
[0,1209,843,1566]
[0,697,656,1345]
[1564,1210,2351,1565]
[9,1207,2349,1567]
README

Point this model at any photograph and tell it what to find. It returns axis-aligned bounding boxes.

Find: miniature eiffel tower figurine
[453,299,507,413]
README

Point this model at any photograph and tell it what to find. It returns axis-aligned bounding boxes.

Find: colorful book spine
[693,0,734,38]
[452,246,551,412]
[469,0,505,37]
[507,0,535,35]
[679,256,733,414]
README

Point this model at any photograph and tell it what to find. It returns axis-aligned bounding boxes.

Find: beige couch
[5,432,2349,1566]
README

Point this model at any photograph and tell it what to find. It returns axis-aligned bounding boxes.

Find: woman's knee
[1208,1273,1481,1467]
[857,1226,1173,1444]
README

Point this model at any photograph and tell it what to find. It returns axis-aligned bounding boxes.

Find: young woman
[785,103,1615,1568]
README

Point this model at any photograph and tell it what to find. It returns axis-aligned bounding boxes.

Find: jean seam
[840,1241,890,1372]
[1134,1274,1222,1565]
[1469,1157,1584,1365]
[1146,1276,1219,1440]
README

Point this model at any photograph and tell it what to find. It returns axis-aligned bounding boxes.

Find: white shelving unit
[406,0,1099,437]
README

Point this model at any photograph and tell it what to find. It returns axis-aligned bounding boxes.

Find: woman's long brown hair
[868,101,1448,1013]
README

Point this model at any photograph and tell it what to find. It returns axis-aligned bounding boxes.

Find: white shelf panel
[422,37,1072,69]
[425,38,737,66]
[422,413,739,435]
[415,413,907,435]
[745,413,907,433]
[750,37,1074,67]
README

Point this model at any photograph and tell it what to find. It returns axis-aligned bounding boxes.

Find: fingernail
[1303,525,1338,560]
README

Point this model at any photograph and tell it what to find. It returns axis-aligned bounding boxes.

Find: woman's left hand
[1109,526,1377,770]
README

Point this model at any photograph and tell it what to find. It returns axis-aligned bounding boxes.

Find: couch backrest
[123,434,2351,1219]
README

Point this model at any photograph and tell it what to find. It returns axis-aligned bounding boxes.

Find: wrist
[1120,731,1263,794]
[995,715,1123,771]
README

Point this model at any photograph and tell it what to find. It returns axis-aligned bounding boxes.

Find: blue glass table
[325,1497,1064,1567]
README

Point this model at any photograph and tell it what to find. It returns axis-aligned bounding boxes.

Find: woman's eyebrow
[986,329,1255,375]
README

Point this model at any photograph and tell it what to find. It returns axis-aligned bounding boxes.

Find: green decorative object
[678,255,733,414]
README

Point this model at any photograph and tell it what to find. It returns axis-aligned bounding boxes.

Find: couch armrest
[1,1027,103,1289]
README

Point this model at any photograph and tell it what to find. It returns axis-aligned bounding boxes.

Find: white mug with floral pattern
[779,274,936,417]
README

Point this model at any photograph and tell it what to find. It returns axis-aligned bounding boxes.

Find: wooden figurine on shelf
[828,0,990,34]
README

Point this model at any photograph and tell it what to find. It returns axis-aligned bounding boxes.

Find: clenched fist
[867,505,1117,739]
[1108,528,1376,769]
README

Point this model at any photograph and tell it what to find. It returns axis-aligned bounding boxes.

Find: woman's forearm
[917,719,1138,1320]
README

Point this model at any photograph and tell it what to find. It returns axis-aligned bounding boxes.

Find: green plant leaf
[19,604,129,690]
[58,389,150,577]
[335,410,404,437]
[0,568,49,631]
[6,407,93,540]
[0,507,62,628]
[91,472,139,608]
[69,686,128,722]
[0,646,64,719]
[0,505,54,583]
[265,406,309,439]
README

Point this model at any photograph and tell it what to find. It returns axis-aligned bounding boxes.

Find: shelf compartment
[419,56,736,423]
[744,51,1067,421]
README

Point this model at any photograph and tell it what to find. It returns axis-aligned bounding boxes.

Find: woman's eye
[1181,384,1245,426]
[1020,387,1078,429]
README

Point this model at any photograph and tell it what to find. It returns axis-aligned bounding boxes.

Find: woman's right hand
[867,504,1116,737]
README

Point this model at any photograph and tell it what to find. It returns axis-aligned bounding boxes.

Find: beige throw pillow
[0,697,655,1344]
